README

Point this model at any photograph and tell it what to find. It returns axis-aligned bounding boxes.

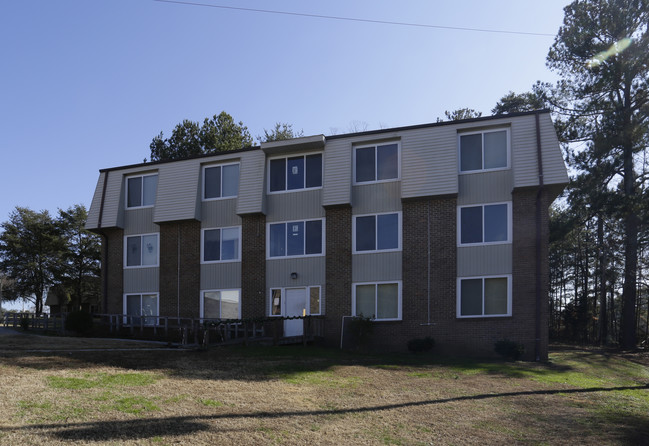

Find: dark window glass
[355,216,376,251]
[203,229,220,261]
[305,220,323,254]
[377,283,399,319]
[460,206,483,244]
[484,204,508,242]
[269,223,286,257]
[305,154,322,188]
[377,213,398,250]
[126,236,141,266]
[142,175,157,206]
[460,279,482,316]
[377,144,398,180]
[286,221,304,256]
[484,131,507,169]
[286,157,304,190]
[204,166,221,199]
[269,159,286,192]
[355,147,375,182]
[221,164,239,197]
[485,278,508,315]
[127,177,142,208]
[460,134,483,172]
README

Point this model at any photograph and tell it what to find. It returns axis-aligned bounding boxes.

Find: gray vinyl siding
[457,245,512,277]
[457,170,513,205]
[352,252,402,282]
[123,268,159,293]
[153,159,202,223]
[322,138,352,206]
[401,126,458,198]
[123,208,157,235]
[201,199,241,228]
[265,189,325,222]
[200,263,241,290]
[237,150,266,215]
[352,182,402,214]
[86,171,106,230]
[266,257,326,315]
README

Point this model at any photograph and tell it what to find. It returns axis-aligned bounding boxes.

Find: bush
[407,337,435,353]
[19,316,30,331]
[494,339,525,360]
[65,311,94,334]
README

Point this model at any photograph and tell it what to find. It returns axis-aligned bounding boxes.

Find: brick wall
[101,228,123,314]
[323,205,352,345]
[158,221,201,319]
[241,213,266,318]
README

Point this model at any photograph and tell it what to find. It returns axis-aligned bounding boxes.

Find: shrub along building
[87,110,568,360]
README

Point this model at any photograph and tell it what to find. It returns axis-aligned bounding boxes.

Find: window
[125,234,159,267]
[458,203,510,245]
[354,142,399,184]
[126,173,157,208]
[459,129,509,173]
[124,293,158,325]
[268,219,324,258]
[353,212,400,253]
[269,286,321,316]
[202,289,241,320]
[269,153,322,192]
[203,163,239,200]
[353,282,401,320]
[457,276,511,317]
[202,227,241,263]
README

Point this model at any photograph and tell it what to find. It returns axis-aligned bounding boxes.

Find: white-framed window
[459,128,509,173]
[457,275,511,318]
[267,219,325,258]
[126,173,158,208]
[352,281,402,321]
[269,286,322,316]
[458,202,511,246]
[124,293,159,325]
[353,212,401,253]
[354,142,400,184]
[268,153,322,193]
[201,289,241,320]
[201,227,241,263]
[203,163,239,200]
[124,233,159,268]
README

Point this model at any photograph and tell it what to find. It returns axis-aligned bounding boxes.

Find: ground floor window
[270,286,321,316]
[352,282,401,321]
[457,275,511,317]
[124,293,158,325]
[201,289,241,320]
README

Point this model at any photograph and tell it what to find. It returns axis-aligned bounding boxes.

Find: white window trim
[123,233,159,269]
[200,288,242,320]
[352,211,402,254]
[456,274,512,318]
[268,286,322,317]
[125,173,158,209]
[266,218,326,260]
[352,281,402,321]
[457,202,512,247]
[200,226,242,264]
[352,141,401,185]
[123,292,160,325]
[267,152,323,194]
[458,128,511,174]
[202,162,240,201]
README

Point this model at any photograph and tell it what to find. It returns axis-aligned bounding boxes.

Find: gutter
[534,111,545,361]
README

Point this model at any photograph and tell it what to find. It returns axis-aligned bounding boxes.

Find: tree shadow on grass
[4,384,648,442]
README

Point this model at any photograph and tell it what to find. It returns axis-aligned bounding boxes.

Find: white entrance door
[284,288,307,336]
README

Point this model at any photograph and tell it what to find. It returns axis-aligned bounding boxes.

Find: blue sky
[0,0,570,224]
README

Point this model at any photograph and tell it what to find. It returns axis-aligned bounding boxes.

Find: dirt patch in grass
[0,337,647,445]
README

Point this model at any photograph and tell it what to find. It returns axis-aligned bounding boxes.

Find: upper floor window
[125,233,159,268]
[202,227,241,263]
[203,163,239,200]
[126,174,157,208]
[354,142,399,184]
[269,153,322,193]
[353,212,401,253]
[457,275,511,318]
[268,219,324,258]
[458,203,510,246]
[459,129,509,173]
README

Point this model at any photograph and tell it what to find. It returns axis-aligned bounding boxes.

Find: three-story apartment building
[87,110,568,359]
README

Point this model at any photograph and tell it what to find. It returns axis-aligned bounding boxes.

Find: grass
[0,334,647,445]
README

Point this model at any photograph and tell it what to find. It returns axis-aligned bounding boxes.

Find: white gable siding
[153,158,202,223]
[86,171,106,230]
[236,150,265,215]
[322,138,352,206]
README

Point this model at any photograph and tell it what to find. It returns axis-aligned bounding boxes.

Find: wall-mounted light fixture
[290,272,298,280]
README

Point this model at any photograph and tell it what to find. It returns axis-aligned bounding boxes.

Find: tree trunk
[598,216,608,344]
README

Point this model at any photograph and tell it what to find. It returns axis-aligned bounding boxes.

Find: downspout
[98,171,109,313]
[534,112,545,361]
